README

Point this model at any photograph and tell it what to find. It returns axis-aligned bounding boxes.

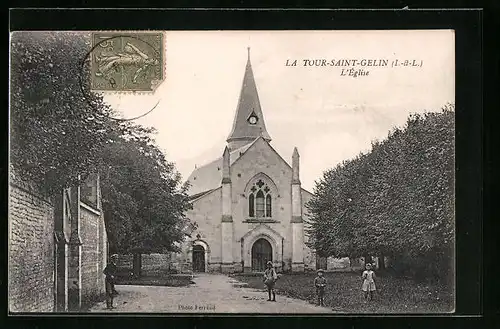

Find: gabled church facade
[172,50,317,273]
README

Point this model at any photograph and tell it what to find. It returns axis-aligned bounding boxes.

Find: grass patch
[231,271,454,313]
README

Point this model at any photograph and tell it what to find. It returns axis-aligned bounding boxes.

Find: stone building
[171,50,317,273]
[9,173,108,312]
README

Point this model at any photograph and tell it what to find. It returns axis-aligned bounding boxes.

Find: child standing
[361,263,376,301]
[263,261,278,302]
[314,269,327,306]
[103,254,118,309]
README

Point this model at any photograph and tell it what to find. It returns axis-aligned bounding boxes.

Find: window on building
[266,194,272,217]
[256,190,265,217]
[248,194,254,217]
[248,178,273,219]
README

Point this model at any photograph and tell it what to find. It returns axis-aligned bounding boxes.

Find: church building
[172,49,317,273]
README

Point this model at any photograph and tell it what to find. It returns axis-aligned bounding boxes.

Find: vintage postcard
[9,30,455,314]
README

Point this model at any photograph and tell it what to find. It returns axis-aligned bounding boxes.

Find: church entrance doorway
[192,245,205,272]
[251,238,272,272]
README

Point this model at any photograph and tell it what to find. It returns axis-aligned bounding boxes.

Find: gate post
[54,189,70,312]
[68,183,82,311]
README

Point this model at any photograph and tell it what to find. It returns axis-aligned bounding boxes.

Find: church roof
[185,141,255,196]
[185,136,314,200]
[185,49,315,200]
[226,48,271,143]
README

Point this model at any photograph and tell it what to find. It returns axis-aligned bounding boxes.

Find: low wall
[116,253,173,276]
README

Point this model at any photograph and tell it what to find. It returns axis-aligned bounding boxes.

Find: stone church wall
[230,139,294,270]
[181,139,321,274]
[185,189,222,272]
[9,179,55,312]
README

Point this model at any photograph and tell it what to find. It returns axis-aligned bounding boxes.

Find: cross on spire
[247,46,250,60]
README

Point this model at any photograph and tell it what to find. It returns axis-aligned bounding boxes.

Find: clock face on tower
[248,115,258,125]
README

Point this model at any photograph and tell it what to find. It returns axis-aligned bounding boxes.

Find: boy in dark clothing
[104,254,118,309]
[314,269,327,306]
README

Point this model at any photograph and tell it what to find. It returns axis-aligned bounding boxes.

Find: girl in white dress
[361,263,376,301]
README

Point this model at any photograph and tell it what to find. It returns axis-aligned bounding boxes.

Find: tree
[306,104,455,280]
[10,32,195,277]
[99,123,194,276]
[10,32,118,195]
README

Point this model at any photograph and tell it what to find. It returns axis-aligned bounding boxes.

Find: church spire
[226,48,271,151]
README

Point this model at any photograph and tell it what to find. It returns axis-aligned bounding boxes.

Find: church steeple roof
[227,48,271,147]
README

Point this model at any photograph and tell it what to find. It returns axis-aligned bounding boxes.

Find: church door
[192,245,205,272]
[251,238,272,272]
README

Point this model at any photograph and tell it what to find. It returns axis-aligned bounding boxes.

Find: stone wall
[327,257,351,270]
[9,179,55,312]
[80,204,106,302]
[116,253,172,276]
[9,174,108,312]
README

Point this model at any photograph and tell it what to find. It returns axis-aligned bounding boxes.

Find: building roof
[226,48,271,144]
[186,137,314,198]
[185,141,255,196]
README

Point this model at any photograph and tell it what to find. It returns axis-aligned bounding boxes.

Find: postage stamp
[90,32,164,92]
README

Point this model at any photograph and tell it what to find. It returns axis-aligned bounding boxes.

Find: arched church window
[266,194,272,217]
[248,178,273,218]
[256,190,265,217]
[248,194,255,217]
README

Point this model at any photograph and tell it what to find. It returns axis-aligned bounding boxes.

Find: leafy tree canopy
[306,104,455,277]
[10,31,194,254]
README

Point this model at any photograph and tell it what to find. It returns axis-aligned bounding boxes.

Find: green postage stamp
[90,32,165,92]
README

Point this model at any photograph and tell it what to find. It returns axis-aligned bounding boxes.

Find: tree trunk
[379,254,386,270]
[364,255,372,267]
[133,253,142,278]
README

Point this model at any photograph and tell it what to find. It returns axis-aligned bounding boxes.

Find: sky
[102,30,455,191]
